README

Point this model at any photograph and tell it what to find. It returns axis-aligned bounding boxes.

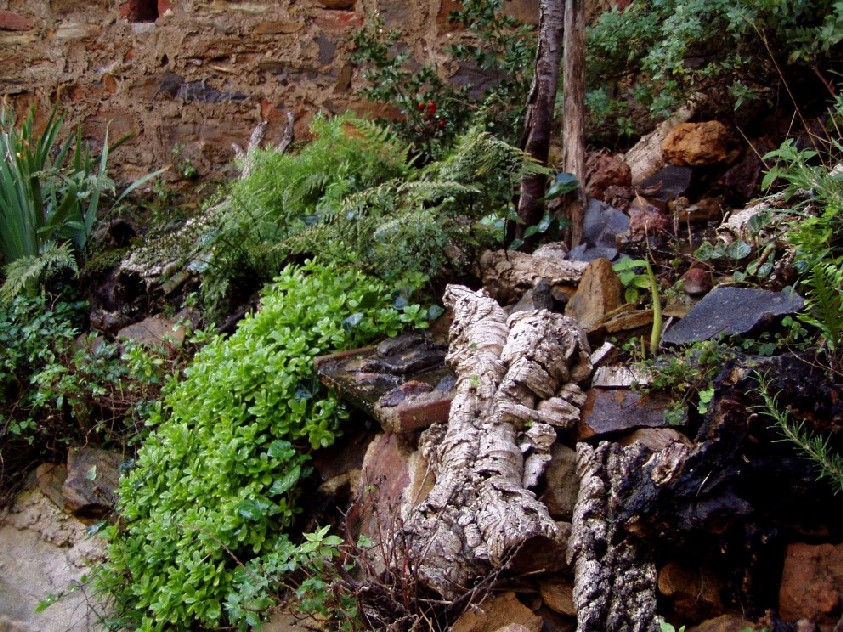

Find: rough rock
[565,258,624,331]
[662,121,733,166]
[779,542,843,628]
[404,286,591,597]
[374,380,454,433]
[579,388,672,441]
[639,165,694,204]
[35,463,67,508]
[480,250,587,305]
[724,151,763,204]
[591,365,651,388]
[673,196,724,225]
[658,561,724,621]
[629,200,670,238]
[619,428,694,452]
[540,444,579,521]
[0,11,37,30]
[567,199,630,262]
[602,309,654,334]
[661,287,804,346]
[566,441,660,632]
[682,267,712,296]
[0,490,106,632]
[451,592,543,632]
[116,314,186,348]
[585,151,632,201]
[62,446,123,518]
[686,615,760,632]
[539,580,577,617]
[625,107,694,185]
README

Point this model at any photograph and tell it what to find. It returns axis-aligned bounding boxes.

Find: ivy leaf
[726,240,752,260]
[267,440,294,460]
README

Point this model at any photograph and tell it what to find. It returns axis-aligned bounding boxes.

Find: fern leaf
[1,241,79,300]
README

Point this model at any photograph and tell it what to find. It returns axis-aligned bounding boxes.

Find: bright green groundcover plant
[97,260,429,631]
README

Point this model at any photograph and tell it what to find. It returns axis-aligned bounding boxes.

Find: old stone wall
[0,0,538,182]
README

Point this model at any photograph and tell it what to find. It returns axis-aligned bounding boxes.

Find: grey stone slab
[662,287,803,346]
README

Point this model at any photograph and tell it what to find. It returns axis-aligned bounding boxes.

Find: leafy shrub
[198,114,410,315]
[0,292,180,503]
[0,104,160,298]
[200,116,540,318]
[98,261,429,631]
[351,0,535,154]
[586,0,843,139]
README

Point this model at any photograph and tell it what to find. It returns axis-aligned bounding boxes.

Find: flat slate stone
[661,287,803,346]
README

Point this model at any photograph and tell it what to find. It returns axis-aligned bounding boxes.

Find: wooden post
[563,0,586,248]
[516,0,565,248]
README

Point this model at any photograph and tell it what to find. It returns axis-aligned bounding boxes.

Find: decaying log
[566,441,663,632]
[404,285,592,598]
[480,249,588,305]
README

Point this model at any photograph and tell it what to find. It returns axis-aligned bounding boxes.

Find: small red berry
[439,120,447,127]
[418,102,426,111]
[427,101,436,115]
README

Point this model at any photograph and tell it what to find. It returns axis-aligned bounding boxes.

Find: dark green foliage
[0,292,178,503]
[586,0,843,140]
[98,261,429,631]
[200,116,541,318]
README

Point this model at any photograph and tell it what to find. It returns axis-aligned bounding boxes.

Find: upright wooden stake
[563,0,586,248]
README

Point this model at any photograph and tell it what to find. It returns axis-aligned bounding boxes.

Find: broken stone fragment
[578,388,673,441]
[565,258,624,331]
[662,120,735,166]
[62,447,123,518]
[661,287,804,346]
[451,592,543,632]
[779,541,843,629]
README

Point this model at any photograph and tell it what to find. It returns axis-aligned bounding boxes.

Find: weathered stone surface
[62,446,122,518]
[585,151,632,201]
[602,309,654,334]
[579,388,672,440]
[567,198,630,262]
[629,198,670,238]
[0,11,37,30]
[565,258,624,331]
[639,165,693,204]
[673,196,724,225]
[35,463,67,508]
[618,428,693,452]
[779,542,843,628]
[724,150,764,204]
[662,121,733,166]
[591,365,650,388]
[374,380,454,433]
[540,444,579,520]
[480,249,587,305]
[539,580,577,617]
[116,314,186,347]
[0,490,106,632]
[686,615,759,632]
[658,561,724,621]
[451,592,543,632]
[661,287,804,346]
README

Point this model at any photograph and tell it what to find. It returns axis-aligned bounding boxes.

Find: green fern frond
[799,262,843,351]
[1,241,79,301]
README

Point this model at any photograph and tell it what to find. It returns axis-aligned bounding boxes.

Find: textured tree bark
[516,0,564,247]
[563,0,586,248]
[405,285,592,598]
[566,441,663,632]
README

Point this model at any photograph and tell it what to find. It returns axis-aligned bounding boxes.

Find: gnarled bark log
[404,285,591,597]
[566,441,662,632]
